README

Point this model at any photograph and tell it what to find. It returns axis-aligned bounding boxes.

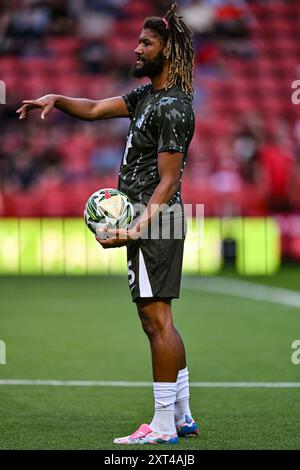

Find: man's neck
[151,66,169,90]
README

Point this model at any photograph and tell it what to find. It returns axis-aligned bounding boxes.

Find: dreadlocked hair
[143,3,194,96]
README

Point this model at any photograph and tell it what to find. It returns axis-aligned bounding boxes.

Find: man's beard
[132,51,164,78]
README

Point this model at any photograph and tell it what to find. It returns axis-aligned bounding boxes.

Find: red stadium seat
[46,37,81,56]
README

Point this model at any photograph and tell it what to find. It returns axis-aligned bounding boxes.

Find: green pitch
[0,267,300,450]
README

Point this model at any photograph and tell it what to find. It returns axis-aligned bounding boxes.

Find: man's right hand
[16,94,57,120]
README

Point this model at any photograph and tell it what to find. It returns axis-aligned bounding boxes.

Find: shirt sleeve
[122,84,151,119]
[156,97,193,154]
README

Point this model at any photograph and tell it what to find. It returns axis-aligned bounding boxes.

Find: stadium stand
[0,0,300,220]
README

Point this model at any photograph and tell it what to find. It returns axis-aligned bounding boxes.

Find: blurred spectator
[179,1,215,35]
[48,0,77,36]
[209,137,243,215]
[258,133,296,212]
[214,0,250,38]
[214,0,256,58]
[80,39,109,74]
[6,3,51,39]
[2,140,41,192]
[233,116,262,184]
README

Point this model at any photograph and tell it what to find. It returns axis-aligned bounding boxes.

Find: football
[84,188,134,235]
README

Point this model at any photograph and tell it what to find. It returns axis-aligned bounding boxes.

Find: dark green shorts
[126,212,186,302]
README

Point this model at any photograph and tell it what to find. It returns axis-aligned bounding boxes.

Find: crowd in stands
[0,0,300,217]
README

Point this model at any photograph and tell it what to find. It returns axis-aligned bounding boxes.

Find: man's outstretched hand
[16,94,57,120]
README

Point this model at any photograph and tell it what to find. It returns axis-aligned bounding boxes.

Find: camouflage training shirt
[118,83,195,206]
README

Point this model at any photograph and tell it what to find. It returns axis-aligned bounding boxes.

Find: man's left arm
[134,151,183,234]
[97,151,183,248]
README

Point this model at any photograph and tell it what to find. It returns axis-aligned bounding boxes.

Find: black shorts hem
[132,295,179,304]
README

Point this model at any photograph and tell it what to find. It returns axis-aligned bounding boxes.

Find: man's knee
[137,300,173,339]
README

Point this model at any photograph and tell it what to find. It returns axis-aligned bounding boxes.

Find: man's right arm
[16,94,129,121]
[55,95,129,120]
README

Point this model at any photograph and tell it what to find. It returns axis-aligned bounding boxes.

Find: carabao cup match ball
[84,188,134,235]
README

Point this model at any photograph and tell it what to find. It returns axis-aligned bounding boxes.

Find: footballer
[17,3,199,445]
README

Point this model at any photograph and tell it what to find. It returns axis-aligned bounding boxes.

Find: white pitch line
[0,380,299,388]
[182,277,300,309]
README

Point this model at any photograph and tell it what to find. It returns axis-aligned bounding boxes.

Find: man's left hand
[95,226,140,249]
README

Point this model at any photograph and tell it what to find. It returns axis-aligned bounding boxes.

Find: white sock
[175,367,192,423]
[150,382,177,434]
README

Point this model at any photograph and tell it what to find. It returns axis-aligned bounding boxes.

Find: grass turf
[0,266,300,449]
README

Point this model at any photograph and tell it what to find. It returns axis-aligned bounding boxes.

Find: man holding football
[17,3,199,445]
